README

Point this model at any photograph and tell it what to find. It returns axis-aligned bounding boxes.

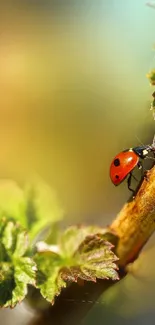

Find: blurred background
[0,0,155,324]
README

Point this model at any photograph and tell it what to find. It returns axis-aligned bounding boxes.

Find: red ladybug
[110,145,155,192]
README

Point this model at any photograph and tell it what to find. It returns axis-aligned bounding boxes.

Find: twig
[110,166,155,267]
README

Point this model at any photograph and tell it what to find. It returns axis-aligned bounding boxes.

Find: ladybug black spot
[115,175,119,179]
[114,158,120,167]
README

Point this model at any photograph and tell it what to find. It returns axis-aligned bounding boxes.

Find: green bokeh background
[0,1,155,324]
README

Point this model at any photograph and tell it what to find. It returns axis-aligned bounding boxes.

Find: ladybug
[110,144,155,192]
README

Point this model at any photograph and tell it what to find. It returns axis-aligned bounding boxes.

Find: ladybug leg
[131,174,138,182]
[137,161,144,177]
[127,173,135,193]
[137,160,149,181]
[137,161,143,170]
[138,160,150,181]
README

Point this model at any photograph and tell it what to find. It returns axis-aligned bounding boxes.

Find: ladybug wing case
[110,151,139,186]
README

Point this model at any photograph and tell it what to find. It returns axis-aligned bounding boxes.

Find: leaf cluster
[0,181,119,307]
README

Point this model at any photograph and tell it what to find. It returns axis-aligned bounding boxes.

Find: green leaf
[35,252,66,304]
[24,180,64,240]
[35,226,119,304]
[0,218,36,308]
[0,219,28,258]
[14,257,36,285]
[0,180,26,227]
[0,263,15,307]
[59,226,88,257]
[0,179,64,242]
[13,230,28,258]
[59,225,118,257]
[74,234,119,281]
[2,257,36,308]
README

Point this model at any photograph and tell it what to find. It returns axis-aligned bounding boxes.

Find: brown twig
[110,166,155,267]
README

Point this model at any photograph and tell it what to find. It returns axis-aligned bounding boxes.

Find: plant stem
[110,166,155,267]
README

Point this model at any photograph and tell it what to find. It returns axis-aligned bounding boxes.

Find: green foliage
[0,180,26,228]
[0,218,36,308]
[0,218,119,308]
[24,180,64,240]
[0,179,64,241]
[34,252,67,304]
[0,181,119,308]
[35,226,119,304]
